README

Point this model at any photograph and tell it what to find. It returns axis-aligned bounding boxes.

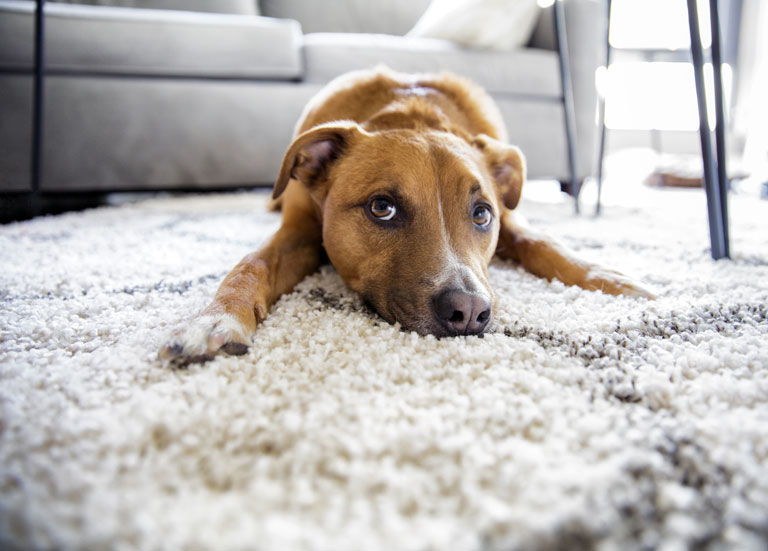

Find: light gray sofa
[0,0,606,194]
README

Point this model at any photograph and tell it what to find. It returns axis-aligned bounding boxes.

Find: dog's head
[273,121,525,337]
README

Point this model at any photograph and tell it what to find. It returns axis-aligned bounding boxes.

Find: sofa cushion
[260,0,430,35]
[50,0,258,16]
[302,33,561,98]
[0,0,300,79]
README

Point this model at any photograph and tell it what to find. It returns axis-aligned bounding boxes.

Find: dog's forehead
[431,138,491,190]
[344,130,494,197]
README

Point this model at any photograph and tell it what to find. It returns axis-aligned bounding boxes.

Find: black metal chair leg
[687,0,728,260]
[32,0,45,197]
[709,0,730,258]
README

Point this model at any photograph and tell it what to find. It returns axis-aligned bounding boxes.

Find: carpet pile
[1,185,767,550]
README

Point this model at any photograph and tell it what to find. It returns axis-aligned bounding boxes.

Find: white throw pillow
[407,0,541,51]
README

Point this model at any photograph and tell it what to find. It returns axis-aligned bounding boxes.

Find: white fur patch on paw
[159,314,251,367]
[585,267,657,299]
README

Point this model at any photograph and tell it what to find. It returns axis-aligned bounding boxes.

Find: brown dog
[160,67,653,365]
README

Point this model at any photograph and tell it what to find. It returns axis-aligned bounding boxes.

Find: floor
[2,148,765,226]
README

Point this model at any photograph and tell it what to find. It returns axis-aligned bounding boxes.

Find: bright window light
[604,62,732,131]
[602,0,730,132]
[609,0,712,50]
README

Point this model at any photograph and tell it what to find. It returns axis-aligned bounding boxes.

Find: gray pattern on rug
[1,189,767,550]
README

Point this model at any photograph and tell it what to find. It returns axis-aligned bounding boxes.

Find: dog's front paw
[158,313,253,367]
[585,267,657,299]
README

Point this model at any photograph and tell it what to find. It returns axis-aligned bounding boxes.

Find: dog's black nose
[432,289,491,335]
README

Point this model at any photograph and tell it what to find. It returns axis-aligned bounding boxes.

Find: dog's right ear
[272,121,364,200]
[472,134,526,210]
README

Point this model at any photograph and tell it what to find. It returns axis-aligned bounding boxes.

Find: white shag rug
[1,182,767,550]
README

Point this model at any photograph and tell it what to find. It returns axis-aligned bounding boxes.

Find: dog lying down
[160,67,654,366]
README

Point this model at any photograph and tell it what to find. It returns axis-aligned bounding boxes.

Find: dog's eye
[472,205,492,228]
[369,197,397,221]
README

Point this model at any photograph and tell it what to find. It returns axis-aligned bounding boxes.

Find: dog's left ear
[472,134,526,210]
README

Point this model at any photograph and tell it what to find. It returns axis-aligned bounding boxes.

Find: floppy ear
[272,121,363,200]
[472,134,526,210]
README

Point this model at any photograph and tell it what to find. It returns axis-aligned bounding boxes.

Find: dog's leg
[496,210,655,298]
[159,204,323,366]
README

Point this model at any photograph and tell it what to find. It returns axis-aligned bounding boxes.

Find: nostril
[476,308,490,324]
[449,310,464,323]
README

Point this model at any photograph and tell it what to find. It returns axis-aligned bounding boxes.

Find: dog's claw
[165,343,184,357]
[221,342,249,356]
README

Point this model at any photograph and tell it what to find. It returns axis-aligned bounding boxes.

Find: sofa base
[1,74,574,192]
[1,74,321,192]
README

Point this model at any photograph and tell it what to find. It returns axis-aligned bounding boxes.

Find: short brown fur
[160,67,653,365]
